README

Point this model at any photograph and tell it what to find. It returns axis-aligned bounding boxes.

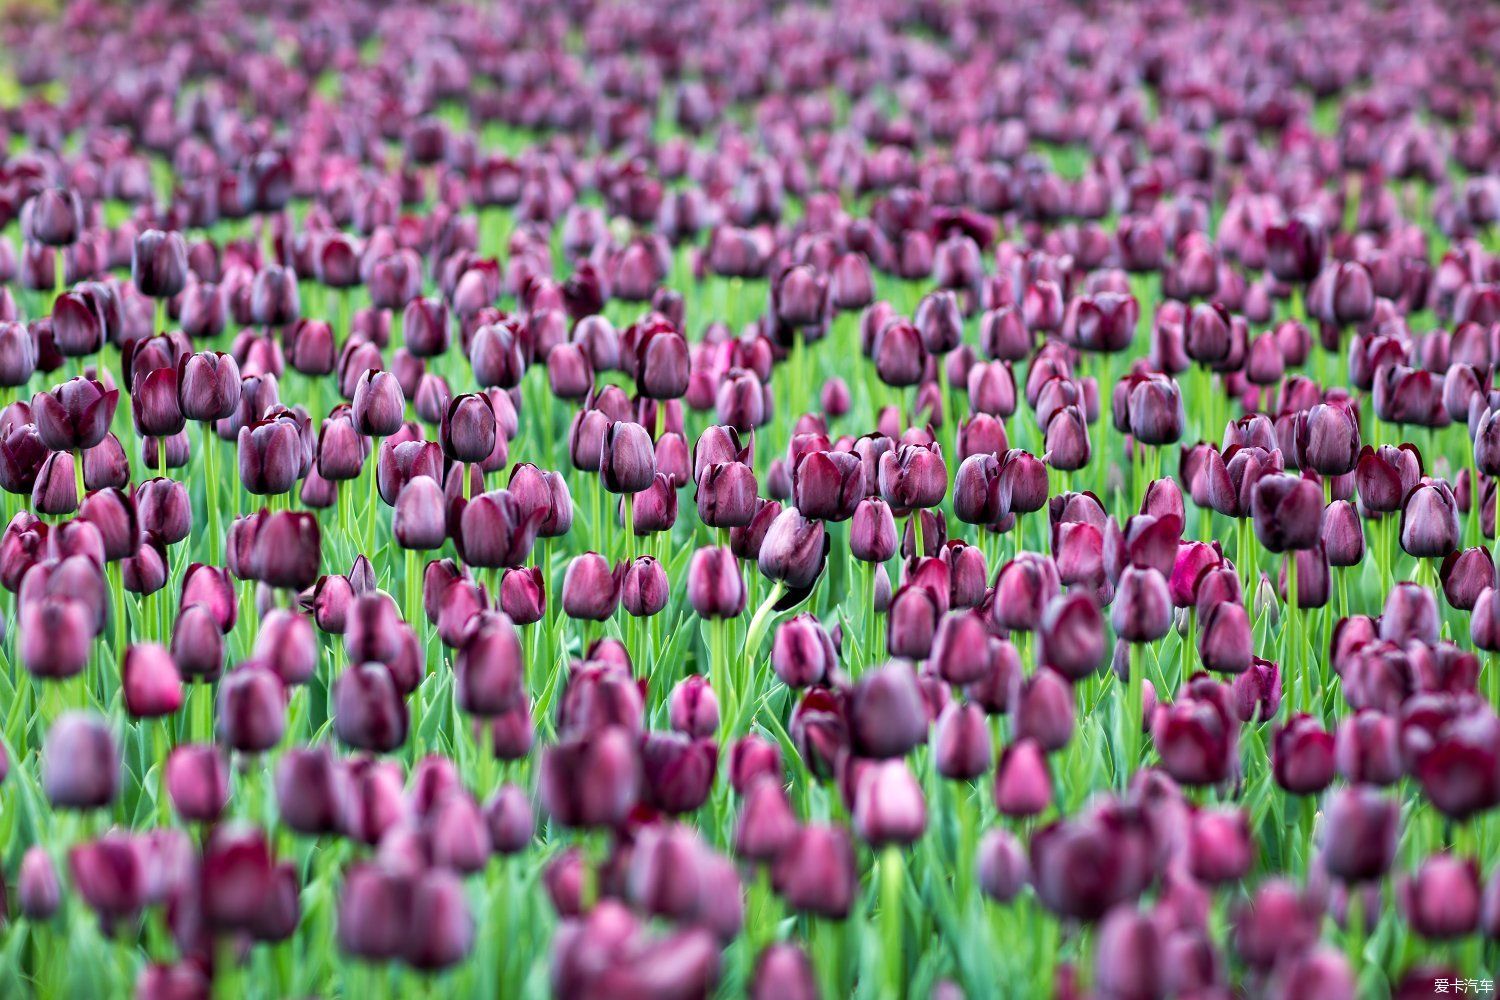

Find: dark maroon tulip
[1029,810,1151,922]
[632,325,690,400]
[853,759,926,846]
[0,322,36,387]
[1094,905,1168,1000]
[1298,403,1361,476]
[1401,479,1460,558]
[735,775,798,862]
[440,393,497,464]
[351,369,405,438]
[1441,547,1495,610]
[180,563,237,631]
[977,828,1028,903]
[992,553,1060,633]
[930,609,992,685]
[750,943,818,1000]
[887,583,939,659]
[1038,592,1106,680]
[1320,500,1365,567]
[850,497,898,563]
[932,700,992,780]
[1232,879,1323,969]
[403,869,475,970]
[248,510,320,591]
[22,189,83,247]
[1272,713,1336,794]
[32,377,118,452]
[1265,212,1325,283]
[216,662,286,752]
[994,738,1053,817]
[772,824,856,919]
[879,441,947,510]
[561,553,624,621]
[1188,806,1254,884]
[757,507,828,591]
[849,661,928,758]
[1198,601,1253,675]
[394,477,447,551]
[1321,786,1399,882]
[1250,473,1323,552]
[495,566,545,626]
[1111,566,1172,643]
[1152,694,1237,786]
[253,609,317,686]
[460,489,543,569]
[600,420,656,494]
[170,603,223,682]
[539,726,640,829]
[621,556,668,618]
[338,863,412,959]
[696,461,758,529]
[770,613,835,688]
[1335,710,1402,785]
[18,846,60,920]
[1014,667,1075,752]
[953,454,1003,525]
[484,784,534,855]
[288,320,336,376]
[665,675,718,739]
[791,451,863,522]
[1410,710,1500,820]
[250,266,300,327]
[333,663,408,753]
[274,747,341,836]
[69,834,145,926]
[43,712,118,810]
[238,416,302,496]
[1310,261,1375,327]
[175,351,241,422]
[20,594,92,679]
[455,616,523,717]
[1400,853,1482,940]
[640,731,717,814]
[164,744,229,823]
[1375,583,1438,649]
[132,365,186,439]
[132,230,187,299]
[135,476,191,545]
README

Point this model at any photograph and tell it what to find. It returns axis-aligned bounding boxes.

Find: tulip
[561,553,624,621]
[164,744,229,823]
[854,759,926,846]
[334,663,409,753]
[1152,694,1236,786]
[216,662,286,752]
[1015,668,1075,752]
[43,712,118,810]
[122,642,183,717]
[600,420,656,494]
[1251,474,1323,552]
[1321,786,1399,882]
[20,595,93,679]
[757,508,829,591]
[18,846,60,920]
[1272,714,1337,794]
[1400,853,1482,939]
[453,615,524,717]
[696,461,758,528]
[1029,811,1150,922]
[772,824,857,919]
[132,230,188,299]
[69,835,145,927]
[32,377,118,452]
[994,739,1052,817]
[1401,479,1460,558]
[539,726,640,829]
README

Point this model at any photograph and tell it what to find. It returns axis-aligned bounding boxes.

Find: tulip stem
[367,437,381,557]
[204,422,221,562]
[880,845,904,1000]
[910,512,924,558]
[72,449,84,507]
[1286,554,1301,713]
[1123,641,1141,787]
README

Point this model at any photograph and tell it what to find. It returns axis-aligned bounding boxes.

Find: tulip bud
[772,824,856,919]
[854,759,926,846]
[995,739,1053,817]
[18,846,60,920]
[43,712,118,810]
[848,661,928,758]
[669,675,719,738]
[216,662,287,752]
[1321,786,1399,883]
[164,744,230,823]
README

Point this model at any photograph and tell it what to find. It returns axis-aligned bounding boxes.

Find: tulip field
[8,0,1500,996]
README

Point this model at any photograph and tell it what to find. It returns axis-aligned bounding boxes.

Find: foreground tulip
[43,713,118,810]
